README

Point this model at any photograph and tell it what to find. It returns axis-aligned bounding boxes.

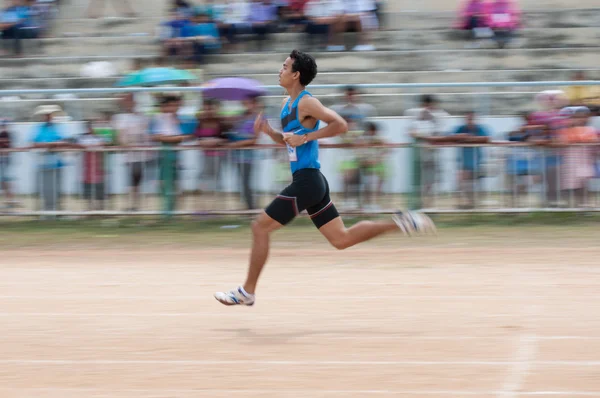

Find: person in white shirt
[112,93,151,211]
[217,0,251,51]
[406,95,450,208]
[303,0,344,51]
[151,94,190,214]
[342,0,378,51]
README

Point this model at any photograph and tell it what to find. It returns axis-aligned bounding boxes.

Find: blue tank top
[280,90,321,174]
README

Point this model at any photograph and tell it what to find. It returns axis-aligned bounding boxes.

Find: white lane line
[1,359,599,366]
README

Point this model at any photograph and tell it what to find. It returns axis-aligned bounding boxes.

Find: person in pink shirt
[455,0,490,36]
[488,0,520,48]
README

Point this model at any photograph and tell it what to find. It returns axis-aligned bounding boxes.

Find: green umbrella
[116,67,198,87]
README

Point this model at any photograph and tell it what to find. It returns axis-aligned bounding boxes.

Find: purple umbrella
[202,77,268,101]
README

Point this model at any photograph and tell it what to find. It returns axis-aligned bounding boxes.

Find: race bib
[493,13,510,23]
[287,144,297,162]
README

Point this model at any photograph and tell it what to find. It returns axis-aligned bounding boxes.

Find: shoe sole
[214,294,255,306]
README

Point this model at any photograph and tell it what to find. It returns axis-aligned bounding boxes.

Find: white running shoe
[214,286,255,306]
[393,211,437,236]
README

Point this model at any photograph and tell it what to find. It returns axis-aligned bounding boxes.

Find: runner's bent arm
[299,96,348,142]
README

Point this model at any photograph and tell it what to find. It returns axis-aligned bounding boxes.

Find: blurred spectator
[224,95,260,210]
[0,119,17,208]
[195,98,227,197]
[216,0,251,52]
[1,0,29,56]
[455,0,493,48]
[171,0,193,17]
[531,90,569,206]
[158,9,191,59]
[566,71,600,114]
[407,94,450,209]
[304,0,345,51]
[30,105,71,213]
[331,86,377,133]
[85,0,136,18]
[248,0,277,51]
[356,121,387,210]
[150,94,191,214]
[331,86,376,208]
[180,10,221,64]
[505,112,546,207]
[76,121,108,211]
[113,93,151,212]
[450,111,490,209]
[553,108,599,207]
[342,0,378,51]
[488,0,520,48]
[281,0,308,30]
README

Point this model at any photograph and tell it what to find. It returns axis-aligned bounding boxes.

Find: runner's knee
[328,233,350,250]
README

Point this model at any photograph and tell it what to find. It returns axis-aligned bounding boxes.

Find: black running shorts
[265,168,339,228]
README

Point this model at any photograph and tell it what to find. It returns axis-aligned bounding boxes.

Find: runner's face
[279,57,297,88]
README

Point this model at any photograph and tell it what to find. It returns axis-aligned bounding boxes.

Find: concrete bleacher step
[3,67,600,91]
[200,48,600,74]
[1,46,599,79]
[2,66,600,96]
[51,17,159,38]
[0,56,151,79]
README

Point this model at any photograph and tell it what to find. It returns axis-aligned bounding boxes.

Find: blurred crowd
[158,0,383,64]
[408,72,600,209]
[1,75,600,213]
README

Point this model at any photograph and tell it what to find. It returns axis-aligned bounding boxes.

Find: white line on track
[1,359,599,366]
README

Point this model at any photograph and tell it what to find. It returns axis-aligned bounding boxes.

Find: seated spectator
[158,9,191,60]
[1,0,29,56]
[566,71,600,114]
[454,0,493,47]
[214,0,251,52]
[171,0,194,18]
[75,121,108,211]
[281,0,308,30]
[248,0,277,51]
[488,0,520,48]
[342,0,378,51]
[553,108,599,207]
[304,0,344,51]
[180,10,221,64]
[449,111,490,209]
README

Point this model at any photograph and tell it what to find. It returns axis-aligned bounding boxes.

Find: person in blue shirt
[214,49,436,307]
[180,11,220,63]
[31,105,72,213]
[451,111,490,208]
[224,94,260,210]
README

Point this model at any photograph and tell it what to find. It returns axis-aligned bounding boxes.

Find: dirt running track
[1,228,599,397]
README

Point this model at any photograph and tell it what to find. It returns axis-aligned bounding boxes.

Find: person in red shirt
[76,121,108,211]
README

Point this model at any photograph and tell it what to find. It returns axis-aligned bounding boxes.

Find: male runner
[215,50,436,306]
